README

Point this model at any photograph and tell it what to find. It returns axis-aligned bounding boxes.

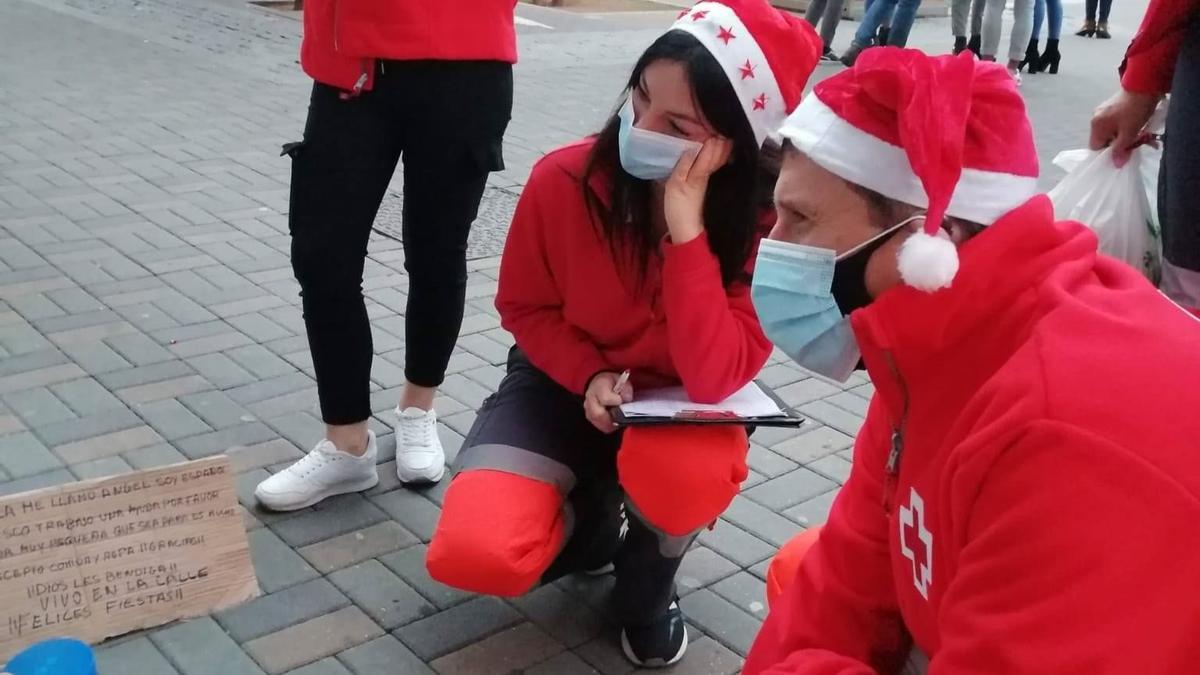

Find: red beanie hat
[778,48,1039,291]
[671,1,821,148]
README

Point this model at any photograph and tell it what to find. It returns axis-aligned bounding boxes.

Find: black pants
[456,349,689,624]
[1084,0,1111,22]
[287,61,513,424]
[1160,15,1200,300]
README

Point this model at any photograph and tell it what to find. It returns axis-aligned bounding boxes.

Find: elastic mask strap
[835,214,926,262]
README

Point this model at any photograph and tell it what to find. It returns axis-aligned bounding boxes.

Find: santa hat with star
[779,49,1040,291]
[670,0,821,148]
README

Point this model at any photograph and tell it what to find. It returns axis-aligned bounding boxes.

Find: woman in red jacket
[426,1,819,668]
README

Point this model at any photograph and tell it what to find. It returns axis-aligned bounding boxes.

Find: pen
[612,370,631,396]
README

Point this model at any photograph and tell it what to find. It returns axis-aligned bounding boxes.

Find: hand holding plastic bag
[1047,144,1162,283]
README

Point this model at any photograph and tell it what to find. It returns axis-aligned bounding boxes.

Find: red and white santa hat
[779,49,1040,291]
[670,0,820,148]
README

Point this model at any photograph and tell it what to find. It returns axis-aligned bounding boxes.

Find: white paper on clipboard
[618,381,785,418]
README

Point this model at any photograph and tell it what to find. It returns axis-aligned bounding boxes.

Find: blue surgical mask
[751,217,920,382]
[617,98,702,181]
[752,240,862,382]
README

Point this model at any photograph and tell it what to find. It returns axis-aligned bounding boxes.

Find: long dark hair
[581,30,775,290]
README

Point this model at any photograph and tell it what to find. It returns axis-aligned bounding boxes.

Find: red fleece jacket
[495,139,773,403]
[745,197,1200,674]
[1120,0,1198,94]
[299,0,517,93]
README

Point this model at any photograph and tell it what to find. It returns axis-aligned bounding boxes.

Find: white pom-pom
[898,230,959,292]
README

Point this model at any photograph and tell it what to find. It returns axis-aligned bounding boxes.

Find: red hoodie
[495,139,773,403]
[299,0,517,93]
[1120,0,1198,94]
[745,196,1200,674]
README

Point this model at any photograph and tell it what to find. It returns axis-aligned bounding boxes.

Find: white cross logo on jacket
[899,487,933,600]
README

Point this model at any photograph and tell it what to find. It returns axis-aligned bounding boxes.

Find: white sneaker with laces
[254,431,379,511]
[395,407,446,483]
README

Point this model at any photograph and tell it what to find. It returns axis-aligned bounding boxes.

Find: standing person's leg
[843,0,899,65]
[1095,0,1113,37]
[877,3,895,46]
[804,0,829,32]
[1007,0,1035,75]
[1077,0,1097,35]
[819,0,848,56]
[1037,0,1063,72]
[969,0,986,54]
[1046,0,1062,38]
[392,61,513,483]
[952,0,970,48]
[256,78,402,512]
[980,0,1007,61]
[1023,0,1045,72]
[885,0,922,47]
[1160,19,1200,314]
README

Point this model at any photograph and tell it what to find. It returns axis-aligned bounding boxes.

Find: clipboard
[612,380,805,428]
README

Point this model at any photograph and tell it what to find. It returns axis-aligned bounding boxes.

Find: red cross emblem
[752,93,768,110]
[690,9,708,20]
[739,60,756,80]
[899,488,933,600]
[717,26,736,44]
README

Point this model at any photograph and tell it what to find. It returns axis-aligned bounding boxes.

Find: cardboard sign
[0,456,259,661]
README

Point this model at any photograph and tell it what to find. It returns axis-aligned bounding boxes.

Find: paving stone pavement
[0,0,1146,672]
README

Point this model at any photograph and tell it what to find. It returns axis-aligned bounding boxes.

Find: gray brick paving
[0,0,1142,669]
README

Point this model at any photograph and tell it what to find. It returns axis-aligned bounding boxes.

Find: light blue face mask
[752,240,861,382]
[751,218,922,382]
[617,98,703,181]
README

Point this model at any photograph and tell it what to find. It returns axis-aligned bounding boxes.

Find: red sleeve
[495,164,610,394]
[1119,0,1198,94]
[930,422,1200,673]
[660,232,773,404]
[743,401,910,675]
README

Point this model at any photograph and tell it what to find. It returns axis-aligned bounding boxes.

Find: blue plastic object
[4,638,96,675]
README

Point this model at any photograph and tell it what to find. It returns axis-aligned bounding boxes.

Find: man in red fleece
[744,48,1200,674]
[1090,0,1199,315]
[256,1,517,511]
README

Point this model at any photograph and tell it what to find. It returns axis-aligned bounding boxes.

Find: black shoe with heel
[1038,38,1061,74]
[1096,22,1111,38]
[876,25,890,47]
[1075,20,1095,37]
[1020,38,1042,73]
[953,35,968,54]
[967,33,982,57]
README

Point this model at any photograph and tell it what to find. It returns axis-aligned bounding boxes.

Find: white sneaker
[254,431,379,511]
[395,407,446,483]
[1008,67,1023,85]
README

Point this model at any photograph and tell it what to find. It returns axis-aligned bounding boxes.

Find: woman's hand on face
[663,136,734,245]
[584,371,635,434]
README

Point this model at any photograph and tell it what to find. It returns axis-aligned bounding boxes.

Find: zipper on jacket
[881,350,909,514]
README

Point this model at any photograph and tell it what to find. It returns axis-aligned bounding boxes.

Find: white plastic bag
[1048,144,1162,283]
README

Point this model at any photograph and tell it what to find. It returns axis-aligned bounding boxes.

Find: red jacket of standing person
[299,0,518,93]
[1120,0,1199,93]
[495,139,774,403]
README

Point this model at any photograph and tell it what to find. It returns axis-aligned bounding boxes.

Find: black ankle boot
[953,35,968,54]
[1038,38,1061,74]
[876,25,890,46]
[967,33,982,57]
[1096,22,1111,39]
[1021,38,1041,73]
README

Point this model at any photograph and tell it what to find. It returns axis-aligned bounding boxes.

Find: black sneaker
[820,47,840,62]
[620,601,688,668]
